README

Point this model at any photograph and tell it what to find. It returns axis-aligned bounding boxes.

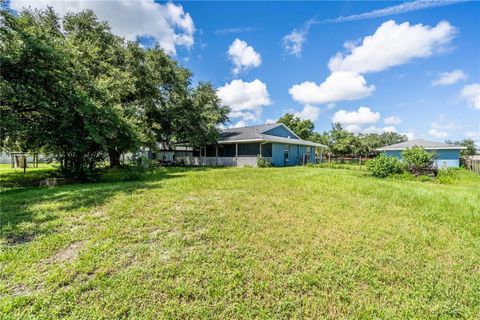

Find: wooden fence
[465,159,480,174]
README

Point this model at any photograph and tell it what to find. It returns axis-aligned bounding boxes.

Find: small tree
[401,146,435,176]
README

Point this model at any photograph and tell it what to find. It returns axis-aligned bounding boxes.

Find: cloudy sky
[6,0,480,143]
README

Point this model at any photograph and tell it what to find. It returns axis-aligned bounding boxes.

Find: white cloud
[344,124,396,134]
[460,83,480,110]
[229,111,260,122]
[402,130,416,140]
[467,131,480,138]
[428,128,448,139]
[382,126,397,133]
[289,71,375,105]
[359,125,398,134]
[9,0,195,55]
[282,18,316,57]
[431,121,458,129]
[294,105,321,121]
[384,116,402,125]
[231,120,248,128]
[265,118,277,124]
[283,0,462,58]
[431,69,467,86]
[467,131,480,146]
[332,107,381,129]
[345,125,363,133]
[283,29,308,57]
[324,0,465,23]
[217,79,271,123]
[214,27,256,35]
[328,20,456,74]
[228,39,261,75]
[326,103,336,110]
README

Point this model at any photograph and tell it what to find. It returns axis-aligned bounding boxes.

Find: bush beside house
[366,154,404,178]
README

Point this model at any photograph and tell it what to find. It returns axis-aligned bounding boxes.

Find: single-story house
[377,139,466,168]
[164,123,326,167]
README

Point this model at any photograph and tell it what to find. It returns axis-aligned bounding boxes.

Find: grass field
[1,166,479,318]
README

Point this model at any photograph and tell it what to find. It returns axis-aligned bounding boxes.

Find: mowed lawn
[1,166,479,319]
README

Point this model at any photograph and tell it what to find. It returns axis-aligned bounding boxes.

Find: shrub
[401,147,435,176]
[256,156,272,168]
[366,154,404,178]
[437,168,458,184]
[123,155,157,180]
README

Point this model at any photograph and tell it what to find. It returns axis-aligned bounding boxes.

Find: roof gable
[218,123,325,148]
[262,124,300,139]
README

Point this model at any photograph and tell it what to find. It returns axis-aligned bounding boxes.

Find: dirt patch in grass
[49,241,84,264]
[10,284,33,297]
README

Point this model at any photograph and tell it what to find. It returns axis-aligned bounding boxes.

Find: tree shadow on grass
[0,167,211,245]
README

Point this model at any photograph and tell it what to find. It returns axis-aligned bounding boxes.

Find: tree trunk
[109,149,121,167]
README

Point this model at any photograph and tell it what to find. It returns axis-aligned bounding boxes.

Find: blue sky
[7,0,480,144]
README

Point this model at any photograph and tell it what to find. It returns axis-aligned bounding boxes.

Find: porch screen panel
[238,143,260,156]
[261,143,272,157]
[206,145,215,157]
[224,144,236,157]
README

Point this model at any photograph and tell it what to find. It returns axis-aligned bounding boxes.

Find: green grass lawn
[1,166,479,318]
[0,164,57,189]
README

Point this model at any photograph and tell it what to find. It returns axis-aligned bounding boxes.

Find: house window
[284,145,289,162]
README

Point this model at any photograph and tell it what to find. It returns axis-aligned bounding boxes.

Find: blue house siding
[289,144,299,166]
[434,149,461,168]
[383,150,402,159]
[270,143,316,166]
[263,126,299,139]
[271,143,285,166]
[383,149,461,168]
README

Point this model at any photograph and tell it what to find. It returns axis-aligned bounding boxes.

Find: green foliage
[0,8,229,179]
[328,123,357,157]
[401,147,434,169]
[277,113,314,140]
[357,132,408,157]
[256,155,272,168]
[315,124,408,158]
[366,154,404,178]
[446,139,476,157]
[173,82,230,147]
[122,155,158,180]
[437,168,459,184]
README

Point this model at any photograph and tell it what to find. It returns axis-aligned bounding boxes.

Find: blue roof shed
[377,139,467,168]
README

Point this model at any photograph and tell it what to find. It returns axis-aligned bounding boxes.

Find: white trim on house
[217,138,325,148]
[377,146,467,151]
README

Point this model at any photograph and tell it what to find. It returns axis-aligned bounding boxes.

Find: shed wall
[383,149,461,168]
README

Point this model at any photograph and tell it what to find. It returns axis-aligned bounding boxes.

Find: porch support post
[235,143,238,166]
[215,146,218,166]
[259,143,262,157]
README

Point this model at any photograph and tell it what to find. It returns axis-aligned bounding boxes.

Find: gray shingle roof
[218,123,326,148]
[377,139,467,151]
